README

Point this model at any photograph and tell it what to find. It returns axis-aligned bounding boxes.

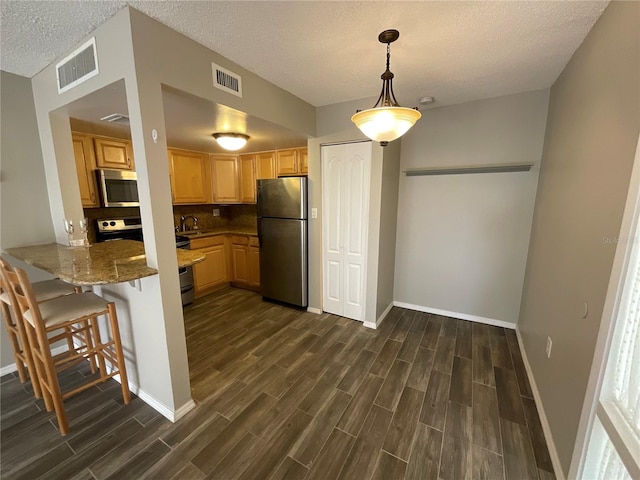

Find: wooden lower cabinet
[231,244,249,284]
[190,234,259,297]
[230,235,260,290]
[248,237,260,287]
[192,236,229,297]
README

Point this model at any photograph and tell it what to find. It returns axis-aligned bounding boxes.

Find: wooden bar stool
[6,265,130,435]
[0,259,80,396]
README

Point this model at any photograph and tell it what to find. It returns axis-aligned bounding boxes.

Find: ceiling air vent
[56,38,99,94]
[100,113,130,126]
[212,62,242,98]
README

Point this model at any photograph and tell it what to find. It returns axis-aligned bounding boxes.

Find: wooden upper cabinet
[94,137,135,170]
[276,149,298,176]
[299,147,308,174]
[239,154,257,204]
[256,151,277,180]
[72,133,99,208]
[168,149,212,205]
[211,155,240,203]
[276,147,308,176]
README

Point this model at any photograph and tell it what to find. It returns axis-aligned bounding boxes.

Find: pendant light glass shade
[212,133,249,151]
[352,29,421,146]
[352,106,421,143]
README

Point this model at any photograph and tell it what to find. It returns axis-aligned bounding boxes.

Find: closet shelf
[404,162,534,176]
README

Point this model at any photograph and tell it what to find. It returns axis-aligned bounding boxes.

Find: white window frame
[570,135,640,479]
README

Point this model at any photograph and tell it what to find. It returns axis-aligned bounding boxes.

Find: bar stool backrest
[0,257,19,310]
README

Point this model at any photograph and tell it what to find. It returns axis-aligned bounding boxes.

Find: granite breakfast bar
[4,239,204,285]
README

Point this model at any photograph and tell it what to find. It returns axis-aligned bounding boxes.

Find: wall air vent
[56,38,99,94]
[212,62,242,97]
[100,113,130,126]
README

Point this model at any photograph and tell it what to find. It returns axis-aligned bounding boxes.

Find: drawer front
[190,235,225,250]
[231,235,249,246]
[248,236,259,247]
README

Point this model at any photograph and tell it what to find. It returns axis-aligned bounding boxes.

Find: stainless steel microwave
[97,169,139,207]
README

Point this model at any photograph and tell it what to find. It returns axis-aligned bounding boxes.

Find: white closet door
[322,145,344,316]
[322,142,370,321]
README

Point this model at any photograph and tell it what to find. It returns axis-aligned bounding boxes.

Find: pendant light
[351,29,421,146]
[212,132,250,151]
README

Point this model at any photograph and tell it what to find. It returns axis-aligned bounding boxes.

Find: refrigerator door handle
[257,219,262,247]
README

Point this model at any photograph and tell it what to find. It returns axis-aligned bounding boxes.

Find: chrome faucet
[180,215,198,232]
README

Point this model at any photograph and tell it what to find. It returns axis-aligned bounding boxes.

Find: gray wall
[0,72,55,249]
[308,101,372,312]
[394,90,550,325]
[376,140,401,320]
[27,6,317,416]
[0,71,56,369]
[518,1,640,476]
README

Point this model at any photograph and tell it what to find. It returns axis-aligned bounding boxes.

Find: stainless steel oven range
[95,217,194,306]
[175,235,195,306]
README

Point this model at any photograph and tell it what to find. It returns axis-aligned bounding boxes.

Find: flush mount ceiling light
[212,132,250,151]
[351,29,421,146]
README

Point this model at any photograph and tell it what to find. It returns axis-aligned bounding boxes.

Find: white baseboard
[1,346,196,423]
[0,345,68,377]
[110,372,196,423]
[392,301,516,330]
[364,302,394,330]
[307,307,322,315]
[515,328,565,480]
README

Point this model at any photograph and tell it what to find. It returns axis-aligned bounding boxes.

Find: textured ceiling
[1,1,608,108]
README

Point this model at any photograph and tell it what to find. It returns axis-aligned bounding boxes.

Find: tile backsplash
[83,207,140,243]
[173,204,257,232]
[83,204,257,242]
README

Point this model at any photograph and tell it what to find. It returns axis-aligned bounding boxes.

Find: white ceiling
[62,80,309,153]
[1,1,609,109]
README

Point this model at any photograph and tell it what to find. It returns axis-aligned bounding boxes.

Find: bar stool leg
[81,320,98,374]
[89,316,107,378]
[1,301,27,382]
[107,303,130,404]
[14,313,43,399]
[32,318,69,434]
[72,287,97,374]
[23,319,53,411]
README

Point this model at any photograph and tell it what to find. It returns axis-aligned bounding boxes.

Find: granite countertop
[4,240,205,286]
[179,226,258,238]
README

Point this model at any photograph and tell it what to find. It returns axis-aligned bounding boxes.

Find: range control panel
[96,217,142,233]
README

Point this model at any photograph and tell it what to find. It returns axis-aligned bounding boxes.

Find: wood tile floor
[1,287,556,479]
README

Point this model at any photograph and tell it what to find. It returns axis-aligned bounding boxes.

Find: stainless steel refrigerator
[257,177,308,307]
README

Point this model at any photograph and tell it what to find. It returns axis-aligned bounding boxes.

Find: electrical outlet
[311,207,318,219]
[546,336,552,358]
[212,208,220,217]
